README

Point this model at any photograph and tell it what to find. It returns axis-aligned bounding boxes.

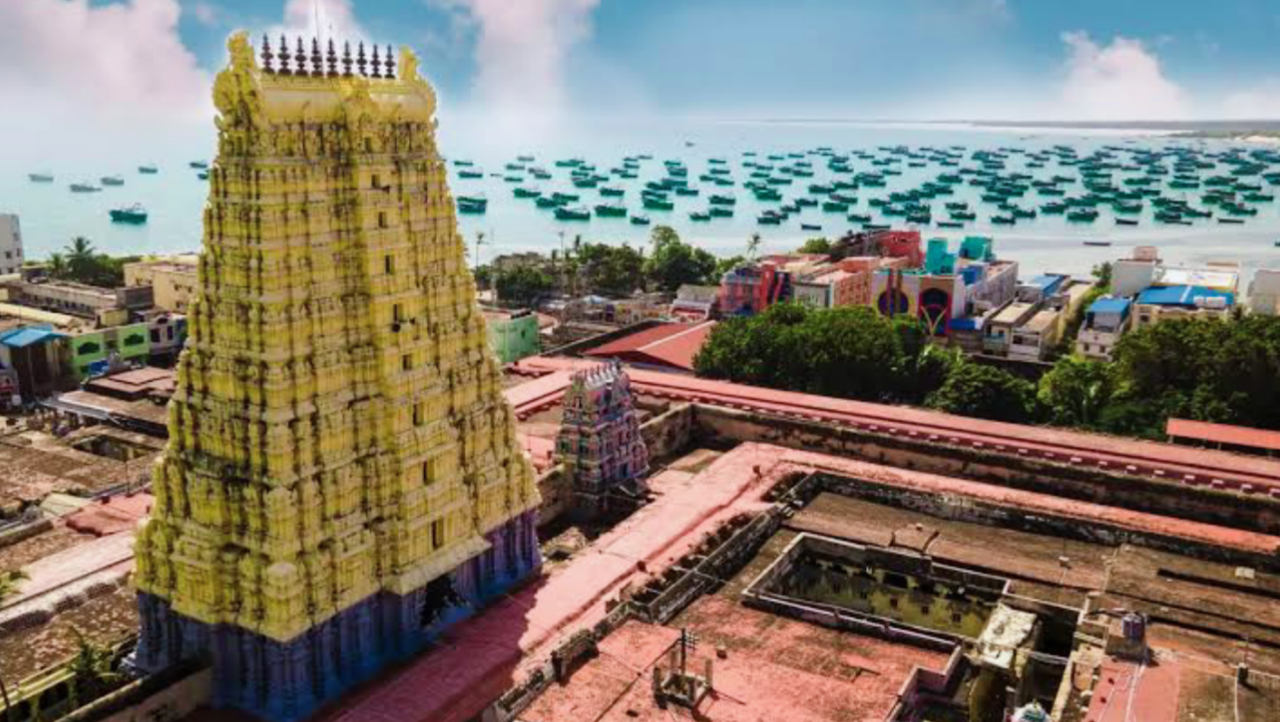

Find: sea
[3,117,1279,280]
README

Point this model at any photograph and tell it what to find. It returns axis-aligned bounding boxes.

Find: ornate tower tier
[131,32,541,722]
[556,362,650,516]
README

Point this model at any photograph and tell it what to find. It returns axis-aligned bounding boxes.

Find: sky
[2,0,1280,154]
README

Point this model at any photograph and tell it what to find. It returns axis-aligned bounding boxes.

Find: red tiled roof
[1167,418,1280,453]
[583,321,715,372]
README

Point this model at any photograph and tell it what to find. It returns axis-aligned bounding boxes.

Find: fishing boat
[800,223,822,232]
[555,205,591,221]
[708,194,736,206]
[535,196,563,209]
[1116,218,1139,226]
[189,160,208,169]
[458,170,484,179]
[847,213,872,223]
[643,196,674,211]
[709,206,734,218]
[69,182,101,193]
[630,215,651,226]
[100,175,124,187]
[552,192,580,203]
[109,203,148,224]
[757,213,783,225]
[599,186,625,197]
[689,211,712,222]
[593,203,627,218]
[457,195,488,214]
[937,221,965,229]
[1067,209,1099,223]
[197,171,210,180]
[513,186,541,199]
[138,165,159,174]
[28,172,54,182]
[1083,240,1112,247]
[991,215,1016,225]
[1218,218,1245,225]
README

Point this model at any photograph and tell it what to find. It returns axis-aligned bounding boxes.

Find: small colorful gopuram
[131,32,541,722]
[555,362,650,515]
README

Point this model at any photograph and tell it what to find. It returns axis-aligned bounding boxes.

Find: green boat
[552,192,580,202]
[991,215,1016,225]
[535,196,563,209]
[555,205,591,221]
[709,194,736,206]
[689,211,712,222]
[599,186,625,197]
[821,201,849,213]
[513,186,541,198]
[1067,209,1099,222]
[938,221,964,229]
[458,170,484,179]
[847,213,872,223]
[675,186,700,197]
[457,195,487,214]
[138,165,158,175]
[709,206,734,218]
[109,203,147,224]
[593,203,627,217]
[189,160,208,169]
[643,196,674,211]
[630,215,651,226]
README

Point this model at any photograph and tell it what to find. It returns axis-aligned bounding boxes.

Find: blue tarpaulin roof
[1136,285,1234,308]
[0,325,67,349]
[1087,297,1131,316]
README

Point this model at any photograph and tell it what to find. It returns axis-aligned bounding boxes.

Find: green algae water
[3,118,1278,278]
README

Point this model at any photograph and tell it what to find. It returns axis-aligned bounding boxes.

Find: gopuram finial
[370,44,382,78]
[342,41,353,76]
[326,39,338,77]
[277,34,291,75]
[357,41,368,76]
[260,34,274,72]
[385,44,396,78]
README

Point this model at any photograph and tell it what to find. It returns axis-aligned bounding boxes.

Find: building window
[372,173,380,189]
[385,254,395,275]
[414,401,425,426]
[432,519,444,549]
[402,354,412,371]
[150,329,161,343]
[393,303,404,323]
[378,211,388,229]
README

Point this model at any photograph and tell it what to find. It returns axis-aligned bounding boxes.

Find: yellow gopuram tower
[131,32,541,722]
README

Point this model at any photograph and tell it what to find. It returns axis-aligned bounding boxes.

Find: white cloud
[1221,81,1280,120]
[0,0,212,122]
[434,0,600,117]
[268,0,368,44]
[1059,31,1191,121]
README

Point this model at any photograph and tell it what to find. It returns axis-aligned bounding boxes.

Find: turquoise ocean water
[3,118,1278,280]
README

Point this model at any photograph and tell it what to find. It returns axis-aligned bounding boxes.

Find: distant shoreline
[732,118,1280,138]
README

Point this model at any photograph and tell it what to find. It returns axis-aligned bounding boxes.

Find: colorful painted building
[555,362,649,514]
[67,322,150,379]
[719,261,792,316]
[130,34,541,722]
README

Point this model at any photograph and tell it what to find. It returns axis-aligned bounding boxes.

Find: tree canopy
[495,265,554,306]
[576,242,646,297]
[42,237,135,287]
[643,226,718,292]
[796,237,832,254]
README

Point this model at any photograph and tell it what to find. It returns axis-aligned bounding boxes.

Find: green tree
[713,254,745,280]
[797,237,831,254]
[65,236,96,279]
[46,253,68,279]
[926,361,1037,424]
[644,227,717,292]
[745,232,764,260]
[1091,261,1113,290]
[495,265,553,306]
[576,243,646,297]
[694,303,908,402]
[1038,355,1114,428]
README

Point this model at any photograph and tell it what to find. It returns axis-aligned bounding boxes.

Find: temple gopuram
[555,362,650,516]
[130,32,541,722]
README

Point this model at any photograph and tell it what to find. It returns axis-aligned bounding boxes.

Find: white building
[0,213,23,276]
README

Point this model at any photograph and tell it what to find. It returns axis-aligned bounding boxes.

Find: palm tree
[746,232,763,261]
[64,236,96,283]
[46,253,68,279]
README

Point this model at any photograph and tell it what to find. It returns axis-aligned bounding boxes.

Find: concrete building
[0,277,153,324]
[483,308,541,364]
[1247,268,1280,316]
[0,212,23,276]
[719,261,792,316]
[1077,297,1132,360]
[1132,285,1234,329]
[983,301,1039,356]
[1008,308,1063,362]
[1016,273,1068,305]
[66,322,151,380]
[129,34,541,722]
[669,284,719,321]
[122,255,199,312]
